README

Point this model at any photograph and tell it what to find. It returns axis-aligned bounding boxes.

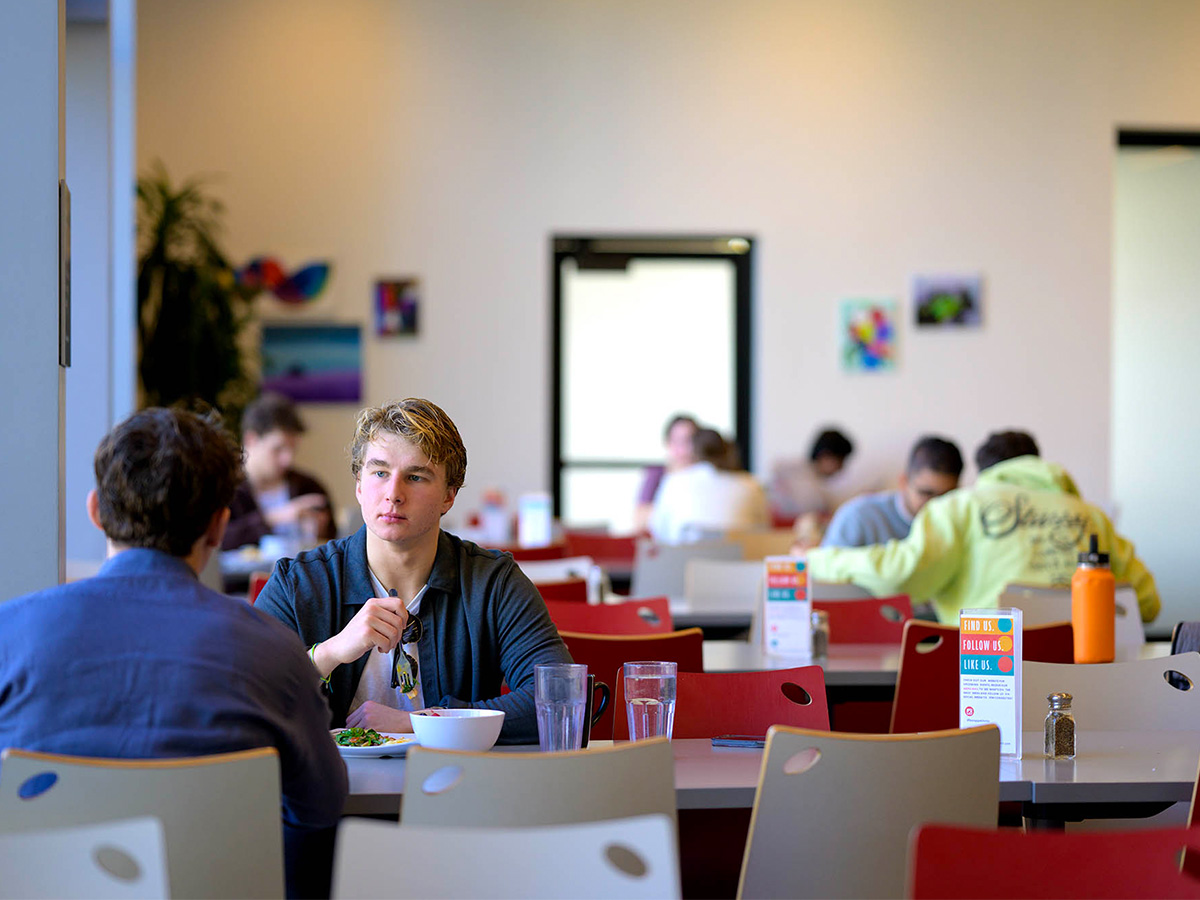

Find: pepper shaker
[811,609,830,660]
[1044,692,1076,760]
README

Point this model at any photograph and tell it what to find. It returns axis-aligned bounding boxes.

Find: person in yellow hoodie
[805,431,1160,625]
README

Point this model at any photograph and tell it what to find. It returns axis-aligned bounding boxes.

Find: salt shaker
[811,609,830,660]
[1044,692,1075,759]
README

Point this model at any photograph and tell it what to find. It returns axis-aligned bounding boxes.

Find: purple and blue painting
[261,324,362,403]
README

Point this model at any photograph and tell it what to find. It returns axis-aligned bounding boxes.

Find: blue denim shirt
[0,549,347,831]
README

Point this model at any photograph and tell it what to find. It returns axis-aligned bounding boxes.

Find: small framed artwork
[913,274,983,327]
[261,323,362,403]
[841,299,897,372]
[375,278,419,336]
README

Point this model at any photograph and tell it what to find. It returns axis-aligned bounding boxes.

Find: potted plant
[136,161,255,420]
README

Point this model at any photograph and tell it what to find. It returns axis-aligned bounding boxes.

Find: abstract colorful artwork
[913,274,983,327]
[261,324,361,403]
[375,278,420,336]
[237,257,331,304]
[841,299,897,372]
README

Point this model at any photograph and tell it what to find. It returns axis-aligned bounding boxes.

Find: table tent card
[516,492,553,548]
[763,556,812,657]
[959,607,1023,758]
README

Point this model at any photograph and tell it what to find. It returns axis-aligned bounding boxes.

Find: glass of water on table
[535,664,589,751]
[623,661,677,740]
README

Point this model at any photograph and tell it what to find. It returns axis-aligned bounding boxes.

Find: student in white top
[649,428,769,543]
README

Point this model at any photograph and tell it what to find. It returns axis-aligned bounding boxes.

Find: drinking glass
[623,661,677,741]
[535,663,588,752]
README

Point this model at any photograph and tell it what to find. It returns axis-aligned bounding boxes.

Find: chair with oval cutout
[0,747,283,899]
[890,620,1075,734]
[738,724,1001,900]
[0,817,168,900]
[545,597,673,635]
[400,738,677,833]
[812,595,912,643]
[558,628,705,740]
[334,814,680,899]
[1022,652,1200,731]
[612,666,829,740]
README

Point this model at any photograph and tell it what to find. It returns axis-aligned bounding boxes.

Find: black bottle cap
[1078,533,1110,566]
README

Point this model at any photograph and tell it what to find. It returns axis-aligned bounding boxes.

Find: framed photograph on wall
[913,273,983,327]
[375,277,419,336]
[261,323,362,403]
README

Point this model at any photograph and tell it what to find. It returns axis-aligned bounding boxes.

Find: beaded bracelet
[309,643,332,687]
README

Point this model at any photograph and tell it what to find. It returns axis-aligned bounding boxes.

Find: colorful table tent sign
[959,607,1023,758]
[762,556,812,657]
[517,492,553,549]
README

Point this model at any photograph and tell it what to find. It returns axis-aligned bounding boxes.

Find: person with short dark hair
[0,408,346,897]
[820,436,964,548]
[222,392,336,550]
[770,427,855,519]
[649,427,770,543]
[807,430,1160,624]
[255,398,571,744]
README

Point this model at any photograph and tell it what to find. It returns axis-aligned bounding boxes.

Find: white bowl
[409,709,505,751]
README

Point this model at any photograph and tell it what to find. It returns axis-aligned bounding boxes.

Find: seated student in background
[634,413,698,532]
[221,392,336,550]
[0,408,347,897]
[805,430,1161,624]
[649,427,770,543]
[821,435,963,548]
[770,427,855,520]
[256,398,571,744]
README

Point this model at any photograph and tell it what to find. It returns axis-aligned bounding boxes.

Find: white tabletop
[343,730,1198,817]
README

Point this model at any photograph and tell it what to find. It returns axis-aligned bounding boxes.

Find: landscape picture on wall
[841,299,897,372]
[913,273,983,327]
[261,323,362,402]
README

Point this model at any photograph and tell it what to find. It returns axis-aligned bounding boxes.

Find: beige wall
[136,0,1200,529]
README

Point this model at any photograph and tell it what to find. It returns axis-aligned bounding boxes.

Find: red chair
[544,597,673,635]
[890,619,1075,734]
[910,823,1200,899]
[558,628,705,740]
[534,578,589,603]
[247,571,271,605]
[499,543,568,561]
[613,666,829,740]
[563,532,638,572]
[813,595,912,643]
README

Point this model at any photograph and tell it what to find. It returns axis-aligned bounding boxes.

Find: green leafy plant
[137,161,255,420]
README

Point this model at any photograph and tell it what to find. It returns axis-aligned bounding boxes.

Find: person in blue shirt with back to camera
[820,435,963,548]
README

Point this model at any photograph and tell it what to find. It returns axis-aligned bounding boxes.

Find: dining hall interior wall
[134,0,1200,531]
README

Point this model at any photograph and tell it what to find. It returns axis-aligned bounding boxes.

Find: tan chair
[1000,583,1146,651]
[738,725,1000,899]
[0,817,168,899]
[334,814,681,899]
[1022,652,1200,731]
[0,748,284,899]
[401,738,677,833]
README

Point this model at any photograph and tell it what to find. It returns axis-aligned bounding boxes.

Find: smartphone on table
[711,734,766,749]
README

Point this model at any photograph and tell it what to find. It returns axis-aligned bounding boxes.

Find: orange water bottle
[1071,534,1115,664]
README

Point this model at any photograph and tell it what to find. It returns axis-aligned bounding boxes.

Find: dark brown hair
[241,392,306,437]
[94,407,244,556]
[975,430,1039,473]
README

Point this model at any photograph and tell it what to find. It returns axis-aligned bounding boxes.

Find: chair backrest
[401,739,677,832]
[503,543,568,561]
[558,629,705,739]
[725,529,796,561]
[563,532,639,570]
[535,578,590,603]
[247,571,271,605]
[0,747,284,899]
[545,597,673,635]
[683,559,764,613]
[0,817,168,900]
[739,725,1001,900]
[631,538,742,598]
[812,595,911,643]
[1000,583,1146,649]
[909,823,1200,899]
[1022,652,1200,731]
[612,667,829,740]
[890,620,1076,733]
[335,814,681,900]
[809,581,876,600]
[517,556,596,582]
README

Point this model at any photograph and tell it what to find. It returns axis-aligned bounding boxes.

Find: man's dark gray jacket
[256,527,572,744]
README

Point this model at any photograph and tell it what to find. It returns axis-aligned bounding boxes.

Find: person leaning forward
[256,398,572,744]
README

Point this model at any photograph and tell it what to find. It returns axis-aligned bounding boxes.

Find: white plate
[331,730,419,758]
